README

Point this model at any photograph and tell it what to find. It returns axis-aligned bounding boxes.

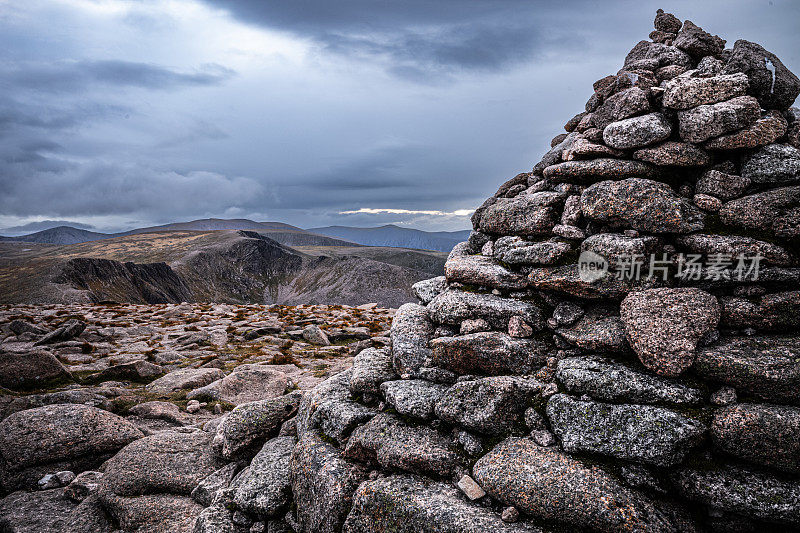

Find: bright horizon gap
[339,208,474,217]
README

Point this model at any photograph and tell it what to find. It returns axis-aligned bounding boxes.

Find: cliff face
[52,258,192,304]
[175,231,305,303]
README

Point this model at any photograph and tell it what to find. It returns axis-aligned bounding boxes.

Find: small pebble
[457,475,486,501]
[531,429,556,447]
[501,506,520,523]
[710,386,737,406]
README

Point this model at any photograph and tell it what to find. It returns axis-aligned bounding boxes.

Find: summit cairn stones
[276,10,800,532]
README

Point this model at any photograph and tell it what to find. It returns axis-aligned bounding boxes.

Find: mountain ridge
[1,219,471,252]
[307,224,471,252]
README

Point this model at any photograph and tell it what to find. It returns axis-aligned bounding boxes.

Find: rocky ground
[0,302,395,533]
[0,302,394,416]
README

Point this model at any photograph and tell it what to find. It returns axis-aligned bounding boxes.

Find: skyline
[1,0,798,234]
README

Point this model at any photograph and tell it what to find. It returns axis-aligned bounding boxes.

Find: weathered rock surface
[621,288,720,377]
[676,233,792,266]
[101,430,224,496]
[695,169,751,200]
[145,367,225,396]
[712,403,800,474]
[290,433,369,533]
[742,143,800,185]
[675,465,800,524]
[214,392,301,459]
[474,438,683,532]
[434,376,535,435]
[591,87,651,129]
[603,112,672,149]
[444,254,529,290]
[343,475,542,532]
[0,348,72,390]
[187,364,289,405]
[297,370,376,444]
[33,319,86,345]
[232,436,296,517]
[547,394,706,466]
[632,141,711,166]
[380,379,448,420]
[720,291,800,330]
[99,492,203,533]
[0,488,76,533]
[493,236,571,266]
[581,179,705,234]
[705,111,788,150]
[720,185,800,237]
[428,290,543,330]
[390,303,434,377]
[343,413,462,478]
[411,276,446,305]
[555,312,628,352]
[430,332,549,376]
[349,347,396,394]
[673,20,725,58]
[677,95,760,143]
[556,355,703,405]
[478,191,561,236]
[722,39,800,110]
[662,73,749,109]
[0,404,143,491]
[543,158,660,183]
[696,335,800,404]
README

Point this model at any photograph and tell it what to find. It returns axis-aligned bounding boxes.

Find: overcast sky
[1,0,798,234]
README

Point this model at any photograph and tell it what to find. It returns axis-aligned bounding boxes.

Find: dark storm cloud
[5,60,235,93]
[201,0,555,79]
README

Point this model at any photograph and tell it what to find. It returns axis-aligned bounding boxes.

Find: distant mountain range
[1,219,471,252]
[306,225,471,252]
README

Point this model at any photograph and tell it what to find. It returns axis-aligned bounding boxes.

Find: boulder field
[2,9,800,533]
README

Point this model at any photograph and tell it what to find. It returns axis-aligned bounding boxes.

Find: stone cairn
[201,11,800,533]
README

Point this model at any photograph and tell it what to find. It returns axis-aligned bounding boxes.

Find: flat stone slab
[430,332,550,376]
[380,379,448,420]
[543,159,660,183]
[343,475,542,532]
[547,394,706,466]
[427,290,543,330]
[581,178,705,234]
[343,413,462,478]
[675,465,800,525]
[712,403,800,474]
[444,254,529,290]
[696,335,800,404]
[434,376,536,436]
[556,355,703,405]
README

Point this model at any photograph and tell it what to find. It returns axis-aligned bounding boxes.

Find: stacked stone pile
[278,10,800,533]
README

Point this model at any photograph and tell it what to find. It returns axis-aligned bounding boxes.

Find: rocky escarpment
[53,258,193,304]
[32,230,440,307]
[2,10,800,533]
